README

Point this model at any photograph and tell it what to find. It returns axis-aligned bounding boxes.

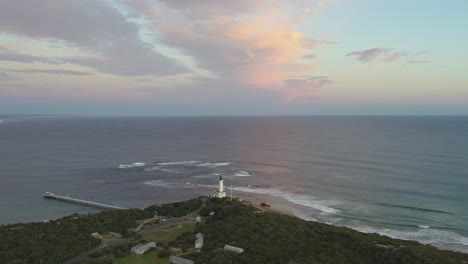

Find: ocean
[0,116,467,252]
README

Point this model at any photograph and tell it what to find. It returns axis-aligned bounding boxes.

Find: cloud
[303,54,317,59]
[347,48,408,63]
[407,60,430,64]
[0,50,60,64]
[0,0,187,76]
[1,0,331,103]
[122,0,323,101]
[308,38,338,46]
[383,51,408,62]
[283,76,332,102]
[10,69,92,76]
[0,72,20,81]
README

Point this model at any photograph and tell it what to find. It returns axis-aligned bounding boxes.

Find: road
[64,217,195,264]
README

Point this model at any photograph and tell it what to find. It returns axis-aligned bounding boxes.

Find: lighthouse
[215,174,226,198]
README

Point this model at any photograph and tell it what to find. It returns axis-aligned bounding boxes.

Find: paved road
[64,217,195,264]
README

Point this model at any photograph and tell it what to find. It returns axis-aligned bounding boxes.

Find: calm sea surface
[0,116,467,252]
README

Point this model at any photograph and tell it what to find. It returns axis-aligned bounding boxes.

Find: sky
[0,0,467,116]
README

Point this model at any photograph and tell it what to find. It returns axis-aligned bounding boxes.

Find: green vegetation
[0,198,203,264]
[0,209,152,264]
[1,196,467,264]
[143,223,195,244]
[193,198,468,264]
[145,198,202,217]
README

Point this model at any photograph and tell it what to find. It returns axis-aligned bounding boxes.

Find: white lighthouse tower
[215,174,226,198]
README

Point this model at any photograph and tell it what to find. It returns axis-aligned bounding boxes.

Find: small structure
[209,211,215,216]
[169,256,194,264]
[224,244,244,254]
[195,216,201,223]
[131,242,156,255]
[194,233,204,249]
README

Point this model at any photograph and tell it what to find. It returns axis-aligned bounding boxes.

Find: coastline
[230,191,468,254]
[2,195,468,264]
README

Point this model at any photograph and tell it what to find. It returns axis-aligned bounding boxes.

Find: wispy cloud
[283,76,332,102]
[0,0,187,76]
[10,69,92,76]
[347,48,408,63]
[0,72,20,81]
[407,60,430,64]
[0,50,60,64]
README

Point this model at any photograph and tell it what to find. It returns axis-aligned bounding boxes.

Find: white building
[224,244,244,254]
[194,233,204,249]
[131,242,156,255]
[213,174,226,198]
[169,256,194,264]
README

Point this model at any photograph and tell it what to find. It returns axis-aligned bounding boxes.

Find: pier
[43,192,127,210]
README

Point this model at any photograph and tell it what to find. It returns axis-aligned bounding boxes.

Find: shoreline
[231,191,468,254]
[1,193,467,255]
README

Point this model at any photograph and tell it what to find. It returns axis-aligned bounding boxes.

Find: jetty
[43,192,126,210]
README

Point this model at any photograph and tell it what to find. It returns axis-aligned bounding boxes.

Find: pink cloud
[123,0,325,102]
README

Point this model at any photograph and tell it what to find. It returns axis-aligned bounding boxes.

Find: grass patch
[101,232,120,240]
[143,223,195,244]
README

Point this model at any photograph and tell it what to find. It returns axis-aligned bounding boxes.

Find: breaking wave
[233,171,252,177]
[144,166,175,173]
[231,186,339,214]
[354,226,468,249]
[117,162,145,169]
[157,161,200,166]
[143,180,172,188]
[154,160,232,168]
[196,162,231,168]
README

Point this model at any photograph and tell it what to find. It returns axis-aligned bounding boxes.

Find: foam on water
[117,162,145,169]
[157,160,200,166]
[144,166,174,173]
[233,171,252,177]
[231,186,340,214]
[354,226,468,249]
[143,180,173,188]
[196,162,232,168]
[192,174,215,179]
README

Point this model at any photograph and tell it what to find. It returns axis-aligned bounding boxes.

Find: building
[195,216,201,223]
[169,256,194,264]
[213,174,226,198]
[131,242,156,255]
[194,233,204,249]
[224,244,244,254]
